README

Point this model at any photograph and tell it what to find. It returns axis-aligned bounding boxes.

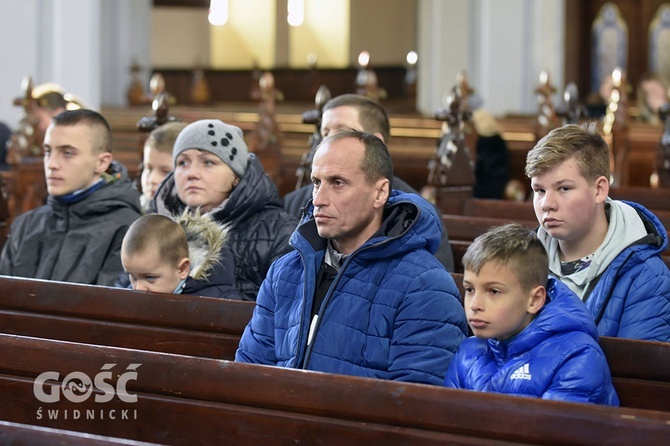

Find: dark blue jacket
[236,191,467,385]
[444,279,619,406]
[181,247,238,298]
[585,201,670,342]
[178,212,241,299]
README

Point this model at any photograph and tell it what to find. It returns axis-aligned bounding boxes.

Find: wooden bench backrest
[0,333,669,445]
[610,186,670,212]
[0,275,255,359]
[600,336,670,410]
[0,420,155,445]
[0,275,466,357]
[462,198,536,220]
[0,276,668,412]
[442,214,537,242]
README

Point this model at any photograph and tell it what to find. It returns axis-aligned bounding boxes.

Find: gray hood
[539,198,648,299]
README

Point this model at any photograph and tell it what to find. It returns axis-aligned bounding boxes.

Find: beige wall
[289,0,350,68]
[350,0,417,66]
[210,0,276,69]
[152,1,416,69]
[151,7,210,68]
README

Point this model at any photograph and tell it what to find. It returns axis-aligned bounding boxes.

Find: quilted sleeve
[387,267,468,385]
[235,261,280,365]
[542,342,619,406]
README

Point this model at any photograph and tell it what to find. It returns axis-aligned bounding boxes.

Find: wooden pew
[450,239,470,273]
[462,198,536,220]
[0,420,155,445]
[0,333,668,445]
[0,275,668,413]
[610,186,670,212]
[442,214,538,245]
[0,276,254,360]
[0,275,464,358]
[600,337,670,411]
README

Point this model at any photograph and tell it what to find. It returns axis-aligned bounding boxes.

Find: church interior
[0,1,668,443]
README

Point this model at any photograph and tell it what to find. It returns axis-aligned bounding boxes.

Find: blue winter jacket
[236,191,468,385]
[585,202,670,342]
[444,278,619,405]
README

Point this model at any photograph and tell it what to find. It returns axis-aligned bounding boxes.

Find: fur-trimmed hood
[175,211,231,281]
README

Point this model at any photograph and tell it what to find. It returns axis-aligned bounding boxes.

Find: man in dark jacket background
[282,94,455,272]
[0,109,142,286]
[237,131,467,385]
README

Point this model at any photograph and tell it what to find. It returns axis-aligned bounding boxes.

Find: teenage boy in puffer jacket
[526,124,670,342]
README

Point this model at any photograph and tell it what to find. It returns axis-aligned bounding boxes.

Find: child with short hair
[444,223,618,406]
[140,122,187,213]
[121,213,240,299]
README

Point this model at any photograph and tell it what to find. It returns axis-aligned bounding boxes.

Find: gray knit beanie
[172,119,249,177]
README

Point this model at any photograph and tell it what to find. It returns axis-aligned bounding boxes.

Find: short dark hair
[51,109,113,153]
[463,223,548,292]
[321,130,393,190]
[323,94,391,143]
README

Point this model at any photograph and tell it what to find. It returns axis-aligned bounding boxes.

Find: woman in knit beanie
[153,119,298,301]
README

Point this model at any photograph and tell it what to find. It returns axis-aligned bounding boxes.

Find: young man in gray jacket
[0,109,142,286]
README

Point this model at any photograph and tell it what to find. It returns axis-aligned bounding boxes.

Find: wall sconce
[209,0,228,26]
[287,0,304,27]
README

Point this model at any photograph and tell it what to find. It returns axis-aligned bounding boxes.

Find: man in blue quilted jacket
[444,223,619,405]
[236,131,467,385]
[526,124,670,342]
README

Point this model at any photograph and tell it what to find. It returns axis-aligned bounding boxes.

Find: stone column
[417,0,565,116]
[0,0,152,126]
[101,0,152,106]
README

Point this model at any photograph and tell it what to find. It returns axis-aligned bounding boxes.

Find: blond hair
[145,121,188,155]
[525,123,610,183]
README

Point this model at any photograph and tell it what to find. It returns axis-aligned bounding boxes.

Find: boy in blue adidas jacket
[444,224,619,405]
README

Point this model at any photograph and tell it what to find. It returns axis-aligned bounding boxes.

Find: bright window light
[209,0,228,26]
[287,0,304,27]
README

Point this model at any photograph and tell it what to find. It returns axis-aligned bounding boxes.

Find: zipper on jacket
[300,234,397,369]
[299,199,421,369]
[293,249,313,367]
[300,256,347,369]
[43,204,72,279]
